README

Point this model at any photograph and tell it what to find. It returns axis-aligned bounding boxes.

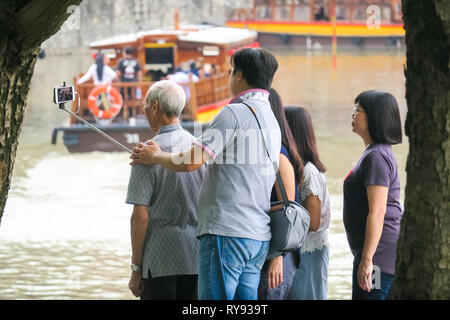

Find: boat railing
[72,70,230,125]
[71,76,153,124]
[191,71,231,110]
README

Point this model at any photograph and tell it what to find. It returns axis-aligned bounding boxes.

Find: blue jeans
[352,263,394,300]
[198,235,270,300]
[288,246,329,300]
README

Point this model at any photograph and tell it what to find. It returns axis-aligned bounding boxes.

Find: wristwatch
[131,263,141,272]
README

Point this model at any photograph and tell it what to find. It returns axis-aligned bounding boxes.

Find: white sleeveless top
[299,162,331,254]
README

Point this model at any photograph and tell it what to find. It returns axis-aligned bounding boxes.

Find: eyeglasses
[352,106,365,115]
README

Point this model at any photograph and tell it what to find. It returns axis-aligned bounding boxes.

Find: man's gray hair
[146,80,186,117]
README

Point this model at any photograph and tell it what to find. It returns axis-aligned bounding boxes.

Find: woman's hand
[267,256,283,290]
[358,185,388,292]
[358,258,373,292]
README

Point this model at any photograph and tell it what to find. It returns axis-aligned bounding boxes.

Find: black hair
[95,53,104,82]
[231,48,278,90]
[124,47,133,55]
[269,89,304,184]
[354,90,403,145]
[285,106,327,173]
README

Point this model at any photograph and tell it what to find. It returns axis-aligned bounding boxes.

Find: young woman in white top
[284,106,331,300]
[77,53,117,85]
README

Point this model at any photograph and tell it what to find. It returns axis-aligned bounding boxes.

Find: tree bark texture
[0,0,83,223]
[394,0,450,299]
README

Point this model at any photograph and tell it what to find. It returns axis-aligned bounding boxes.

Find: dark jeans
[120,87,133,100]
[141,272,198,300]
[352,263,394,300]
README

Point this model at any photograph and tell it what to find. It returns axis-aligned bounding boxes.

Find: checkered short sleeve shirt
[126,124,205,278]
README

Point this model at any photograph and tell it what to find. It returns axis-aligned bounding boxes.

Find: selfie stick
[57,83,132,154]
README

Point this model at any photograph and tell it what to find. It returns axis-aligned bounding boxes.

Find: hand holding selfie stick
[55,82,132,154]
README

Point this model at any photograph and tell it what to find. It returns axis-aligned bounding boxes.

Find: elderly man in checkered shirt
[126,80,205,300]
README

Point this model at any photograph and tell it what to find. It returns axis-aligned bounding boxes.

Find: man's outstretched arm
[129,141,209,172]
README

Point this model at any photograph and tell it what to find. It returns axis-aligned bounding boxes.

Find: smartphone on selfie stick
[53,82,132,154]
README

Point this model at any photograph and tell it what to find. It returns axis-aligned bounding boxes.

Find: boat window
[274,5,290,20]
[255,5,271,20]
[202,46,220,56]
[335,4,349,21]
[294,3,310,22]
[103,49,117,59]
[145,46,174,73]
[381,5,391,22]
[275,0,291,4]
[293,0,310,5]
[352,4,366,22]
[314,0,329,21]
[393,3,402,22]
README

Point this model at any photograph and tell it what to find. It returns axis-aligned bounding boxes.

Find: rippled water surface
[0,49,407,300]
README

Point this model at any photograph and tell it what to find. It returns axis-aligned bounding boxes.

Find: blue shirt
[270,144,299,203]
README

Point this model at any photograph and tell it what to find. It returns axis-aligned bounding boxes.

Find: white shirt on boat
[77,64,117,85]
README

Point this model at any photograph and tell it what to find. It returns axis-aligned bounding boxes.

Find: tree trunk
[0,0,83,223]
[394,0,450,299]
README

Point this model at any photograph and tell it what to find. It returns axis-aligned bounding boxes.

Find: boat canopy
[89,25,257,49]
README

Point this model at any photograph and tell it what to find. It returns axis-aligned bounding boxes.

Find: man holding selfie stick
[126,80,205,300]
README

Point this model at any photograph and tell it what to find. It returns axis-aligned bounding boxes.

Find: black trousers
[141,272,198,300]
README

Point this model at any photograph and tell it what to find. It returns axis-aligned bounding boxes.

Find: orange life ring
[88,85,123,119]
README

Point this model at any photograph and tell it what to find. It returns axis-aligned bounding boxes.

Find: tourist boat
[52,22,259,153]
[226,0,404,48]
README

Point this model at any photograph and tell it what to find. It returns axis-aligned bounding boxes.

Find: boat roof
[89,24,257,48]
[178,26,257,46]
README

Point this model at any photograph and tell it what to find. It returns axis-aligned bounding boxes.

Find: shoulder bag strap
[242,102,290,207]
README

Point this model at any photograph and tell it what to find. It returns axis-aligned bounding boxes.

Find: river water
[0,49,408,300]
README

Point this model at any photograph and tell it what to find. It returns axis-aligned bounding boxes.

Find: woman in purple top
[343,90,403,300]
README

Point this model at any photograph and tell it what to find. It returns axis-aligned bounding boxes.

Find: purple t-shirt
[343,143,403,275]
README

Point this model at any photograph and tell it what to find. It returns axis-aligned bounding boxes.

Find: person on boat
[343,90,403,300]
[77,53,117,85]
[167,67,199,102]
[130,48,281,300]
[189,61,199,77]
[258,88,304,300]
[285,106,331,300]
[202,63,212,78]
[314,6,328,21]
[116,47,143,99]
[126,80,205,300]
